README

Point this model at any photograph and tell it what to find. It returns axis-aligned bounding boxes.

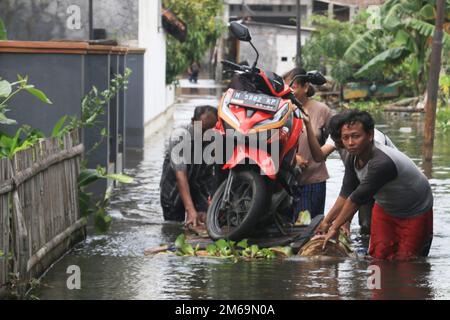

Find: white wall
[139,0,167,128]
[239,23,312,76]
[275,33,308,76]
[165,84,176,109]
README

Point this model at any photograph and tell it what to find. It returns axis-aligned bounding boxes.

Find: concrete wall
[1,0,170,142]
[125,53,145,149]
[0,53,84,137]
[93,0,139,45]
[238,23,312,77]
[0,0,88,40]
[138,0,168,139]
[226,0,359,23]
[0,0,139,44]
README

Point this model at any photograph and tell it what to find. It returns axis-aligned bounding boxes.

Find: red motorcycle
[206,22,326,240]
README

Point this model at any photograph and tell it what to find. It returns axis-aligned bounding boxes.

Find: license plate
[230,91,281,113]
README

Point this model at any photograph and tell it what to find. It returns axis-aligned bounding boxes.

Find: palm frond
[344,29,384,62]
[407,18,450,45]
[355,47,408,77]
[383,3,404,31]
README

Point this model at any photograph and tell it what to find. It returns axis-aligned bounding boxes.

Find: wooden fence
[0,130,86,296]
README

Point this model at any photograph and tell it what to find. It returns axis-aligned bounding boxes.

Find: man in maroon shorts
[316,110,433,261]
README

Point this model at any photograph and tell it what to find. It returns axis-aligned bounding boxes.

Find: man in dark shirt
[315,110,433,261]
[160,106,218,227]
[303,110,397,235]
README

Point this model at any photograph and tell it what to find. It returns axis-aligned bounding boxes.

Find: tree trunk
[422,0,445,178]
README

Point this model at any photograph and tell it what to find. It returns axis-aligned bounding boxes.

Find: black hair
[283,67,307,85]
[192,105,218,122]
[328,112,345,142]
[282,67,315,97]
[334,109,375,137]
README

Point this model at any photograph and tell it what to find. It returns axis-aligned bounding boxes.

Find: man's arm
[316,195,346,234]
[169,127,199,226]
[316,156,359,234]
[175,170,198,226]
[321,198,359,249]
[325,196,346,224]
[304,116,335,162]
[330,198,360,231]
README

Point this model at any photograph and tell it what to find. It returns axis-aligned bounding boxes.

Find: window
[248,5,274,12]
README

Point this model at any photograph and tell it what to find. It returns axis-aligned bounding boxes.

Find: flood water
[35,95,450,300]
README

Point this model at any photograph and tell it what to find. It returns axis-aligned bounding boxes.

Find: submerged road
[36,94,450,300]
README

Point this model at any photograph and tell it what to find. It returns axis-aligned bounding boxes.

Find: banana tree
[344,0,450,96]
[302,14,378,101]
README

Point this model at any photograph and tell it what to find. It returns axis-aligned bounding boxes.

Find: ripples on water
[36,99,450,300]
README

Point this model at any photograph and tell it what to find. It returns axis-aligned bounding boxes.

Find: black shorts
[161,195,209,222]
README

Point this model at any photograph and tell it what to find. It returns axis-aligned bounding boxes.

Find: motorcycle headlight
[254,103,289,128]
[220,93,240,128]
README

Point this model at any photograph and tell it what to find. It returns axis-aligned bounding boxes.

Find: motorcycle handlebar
[221,60,249,72]
[286,92,306,116]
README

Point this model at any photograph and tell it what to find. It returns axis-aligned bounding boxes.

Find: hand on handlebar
[301,109,311,125]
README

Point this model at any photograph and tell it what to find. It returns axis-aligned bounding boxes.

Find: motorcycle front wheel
[206,170,269,241]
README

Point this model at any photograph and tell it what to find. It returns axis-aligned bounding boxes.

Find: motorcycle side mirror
[229,21,252,42]
[307,71,327,86]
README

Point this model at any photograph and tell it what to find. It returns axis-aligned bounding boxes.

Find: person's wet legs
[291,181,326,222]
[369,204,434,261]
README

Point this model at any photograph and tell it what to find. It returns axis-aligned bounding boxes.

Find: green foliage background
[164,0,225,84]
[0,18,7,40]
[302,13,378,86]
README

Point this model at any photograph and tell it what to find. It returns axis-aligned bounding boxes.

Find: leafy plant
[164,0,225,84]
[0,18,7,40]
[0,75,52,125]
[0,126,45,158]
[343,99,385,114]
[439,72,450,106]
[67,69,131,132]
[78,167,133,234]
[344,0,450,96]
[53,69,131,166]
[436,105,450,133]
[303,14,372,86]
[0,70,133,233]
[175,234,196,256]
[71,69,133,233]
[171,234,287,261]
